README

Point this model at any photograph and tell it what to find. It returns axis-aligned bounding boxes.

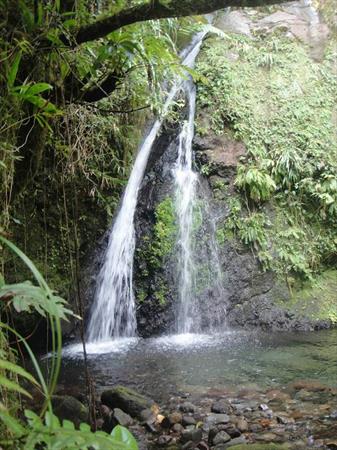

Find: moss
[278,270,337,323]
[136,288,147,304]
[154,279,169,306]
[144,196,177,270]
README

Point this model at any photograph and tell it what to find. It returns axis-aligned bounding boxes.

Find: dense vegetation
[196,11,337,319]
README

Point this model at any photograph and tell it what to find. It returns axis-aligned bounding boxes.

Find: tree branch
[70,0,291,46]
[80,73,122,103]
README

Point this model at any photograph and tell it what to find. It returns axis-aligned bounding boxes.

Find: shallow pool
[54,329,337,402]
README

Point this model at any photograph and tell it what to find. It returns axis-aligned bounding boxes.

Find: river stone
[213,431,231,445]
[172,423,184,433]
[157,435,172,446]
[181,428,202,444]
[218,435,247,448]
[276,415,294,425]
[139,408,155,423]
[222,445,289,450]
[215,10,252,36]
[52,395,89,428]
[255,433,278,442]
[236,418,248,432]
[180,402,196,413]
[101,385,154,419]
[211,400,232,414]
[196,442,210,450]
[206,413,230,426]
[182,415,196,426]
[169,412,183,424]
[113,408,133,427]
[222,423,241,438]
[182,442,195,450]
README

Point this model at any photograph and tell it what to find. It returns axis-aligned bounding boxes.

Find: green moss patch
[278,270,337,323]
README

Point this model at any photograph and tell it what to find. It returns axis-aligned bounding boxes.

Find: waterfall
[87,34,206,342]
[173,79,225,334]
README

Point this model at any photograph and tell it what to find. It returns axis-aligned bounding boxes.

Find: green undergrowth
[278,269,337,323]
[197,26,337,282]
[152,197,177,266]
[142,197,177,271]
[136,197,176,306]
[6,106,143,302]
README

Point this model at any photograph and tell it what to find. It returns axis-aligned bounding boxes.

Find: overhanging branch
[68,0,291,46]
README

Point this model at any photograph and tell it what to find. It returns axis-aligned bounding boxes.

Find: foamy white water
[63,338,139,357]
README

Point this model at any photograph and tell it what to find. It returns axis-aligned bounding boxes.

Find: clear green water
[59,329,337,402]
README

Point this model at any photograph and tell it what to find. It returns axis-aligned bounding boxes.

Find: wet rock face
[134,114,323,333]
[194,131,303,331]
[134,124,180,337]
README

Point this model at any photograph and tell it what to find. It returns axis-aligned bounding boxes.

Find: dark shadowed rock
[101,385,155,419]
[181,428,202,444]
[52,395,89,428]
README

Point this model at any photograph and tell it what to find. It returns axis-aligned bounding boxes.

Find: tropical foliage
[0,236,138,449]
[197,23,337,281]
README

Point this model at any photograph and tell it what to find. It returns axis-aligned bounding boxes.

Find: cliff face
[133,2,337,335]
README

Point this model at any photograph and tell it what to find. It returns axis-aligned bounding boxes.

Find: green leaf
[0,404,26,437]
[0,374,32,398]
[0,359,39,386]
[79,422,91,432]
[25,83,53,96]
[110,425,138,450]
[8,51,22,88]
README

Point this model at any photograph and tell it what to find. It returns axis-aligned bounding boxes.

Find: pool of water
[54,329,337,403]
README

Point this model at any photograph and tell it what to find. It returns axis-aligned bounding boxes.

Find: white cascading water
[173,77,225,334]
[87,34,206,342]
[173,81,199,333]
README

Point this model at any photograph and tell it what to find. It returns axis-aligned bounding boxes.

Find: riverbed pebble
[89,379,337,449]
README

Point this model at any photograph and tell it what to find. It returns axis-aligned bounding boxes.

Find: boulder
[52,395,89,428]
[101,385,155,419]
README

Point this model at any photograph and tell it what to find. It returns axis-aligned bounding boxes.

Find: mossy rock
[279,269,337,323]
[101,385,155,419]
[52,395,89,428]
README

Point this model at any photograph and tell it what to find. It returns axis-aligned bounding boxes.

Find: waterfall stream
[87,34,206,342]
[173,79,225,334]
